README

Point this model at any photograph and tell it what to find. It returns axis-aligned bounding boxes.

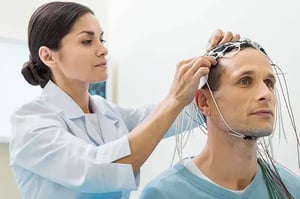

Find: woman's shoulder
[12,96,60,118]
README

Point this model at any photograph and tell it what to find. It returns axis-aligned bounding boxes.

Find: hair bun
[21,60,40,86]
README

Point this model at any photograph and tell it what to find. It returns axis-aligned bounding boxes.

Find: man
[140,39,300,199]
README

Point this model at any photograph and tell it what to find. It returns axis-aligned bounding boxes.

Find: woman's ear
[195,89,210,116]
[38,46,56,68]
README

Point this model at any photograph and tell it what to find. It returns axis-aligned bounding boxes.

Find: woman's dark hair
[22,1,94,88]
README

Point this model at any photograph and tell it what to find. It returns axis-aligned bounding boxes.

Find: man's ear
[38,46,56,68]
[195,89,210,116]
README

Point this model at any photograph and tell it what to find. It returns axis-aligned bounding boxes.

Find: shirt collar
[89,94,120,125]
[42,81,85,119]
[41,81,120,125]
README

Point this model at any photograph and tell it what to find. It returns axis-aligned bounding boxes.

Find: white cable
[206,83,258,140]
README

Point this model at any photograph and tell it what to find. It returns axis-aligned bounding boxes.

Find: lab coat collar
[42,81,87,119]
[89,95,119,126]
[42,81,120,125]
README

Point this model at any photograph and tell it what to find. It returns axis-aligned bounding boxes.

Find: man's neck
[193,133,258,190]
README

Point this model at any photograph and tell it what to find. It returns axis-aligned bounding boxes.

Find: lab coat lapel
[97,112,120,143]
[84,114,105,145]
[62,115,94,143]
[43,81,122,144]
[89,96,121,143]
[43,81,102,145]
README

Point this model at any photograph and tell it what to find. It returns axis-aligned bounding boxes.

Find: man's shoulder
[140,162,190,199]
[275,163,300,196]
[276,164,300,183]
[149,162,186,185]
[276,163,299,180]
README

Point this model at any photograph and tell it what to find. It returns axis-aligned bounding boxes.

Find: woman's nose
[96,42,108,57]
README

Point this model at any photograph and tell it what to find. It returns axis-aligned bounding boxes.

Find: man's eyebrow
[267,73,276,82]
[232,70,254,78]
[233,70,276,81]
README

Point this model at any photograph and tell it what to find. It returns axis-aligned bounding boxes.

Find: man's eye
[239,77,252,87]
[264,79,275,89]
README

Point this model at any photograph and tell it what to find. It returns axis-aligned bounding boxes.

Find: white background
[107,1,300,198]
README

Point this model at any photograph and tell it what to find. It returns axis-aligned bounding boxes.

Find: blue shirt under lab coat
[9,80,179,199]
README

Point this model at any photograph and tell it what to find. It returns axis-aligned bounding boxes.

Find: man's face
[208,47,276,138]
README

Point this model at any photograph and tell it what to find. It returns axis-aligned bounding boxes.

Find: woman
[9,1,239,199]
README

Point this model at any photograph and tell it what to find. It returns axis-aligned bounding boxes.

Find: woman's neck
[55,79,91,113]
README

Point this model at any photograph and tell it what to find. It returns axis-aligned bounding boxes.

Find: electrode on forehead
[199,38,271,89]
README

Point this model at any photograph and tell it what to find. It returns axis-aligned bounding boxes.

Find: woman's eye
[239,77,251,87]
[100,39,106,44]
[81,40,92,45]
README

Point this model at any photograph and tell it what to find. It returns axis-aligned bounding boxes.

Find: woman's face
[51,13,108,85]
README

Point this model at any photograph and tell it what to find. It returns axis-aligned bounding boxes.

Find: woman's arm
[114,56,216,172]
[114,29,241,172]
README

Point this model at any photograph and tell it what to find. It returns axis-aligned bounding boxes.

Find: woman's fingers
[206,29,223,51]
[206,29,241,51]
[189,56,217,77]
[169,56,217,105]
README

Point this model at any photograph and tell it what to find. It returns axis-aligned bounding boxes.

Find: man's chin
[251,131,272,138]
[240,129,273,138]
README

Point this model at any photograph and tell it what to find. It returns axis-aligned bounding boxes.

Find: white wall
[1,0,300,199]
[0,0,109,40]
[107,0,300,198]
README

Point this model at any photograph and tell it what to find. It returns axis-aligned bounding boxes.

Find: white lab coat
[9,80,163,199]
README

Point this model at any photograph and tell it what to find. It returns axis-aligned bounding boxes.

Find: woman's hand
[206,29,241,51]
[168,56,217,107]
[168,29,240,107]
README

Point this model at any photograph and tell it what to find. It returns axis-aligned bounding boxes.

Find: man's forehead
[220,48,274,77]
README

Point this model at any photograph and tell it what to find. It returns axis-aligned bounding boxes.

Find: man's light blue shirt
[140,160,300,199]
